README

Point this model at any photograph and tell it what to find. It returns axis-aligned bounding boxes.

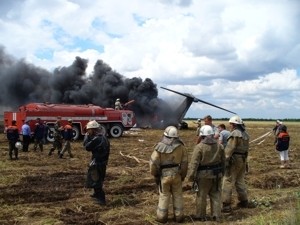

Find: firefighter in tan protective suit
[187,125,225,221]
[222,115,255,213]
[150,126,188,223]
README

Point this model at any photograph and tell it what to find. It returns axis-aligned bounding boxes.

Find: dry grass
[0,120,299,224]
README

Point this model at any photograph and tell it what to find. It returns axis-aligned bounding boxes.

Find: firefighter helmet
[200,125,214,136]
[15,141,23,150]
[86,120,100,129]
[163,126,178,138]
[229,115,243,124]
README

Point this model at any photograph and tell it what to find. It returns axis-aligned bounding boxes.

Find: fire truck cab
[4,103,136,141]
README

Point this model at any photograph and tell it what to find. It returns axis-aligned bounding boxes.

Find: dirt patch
[0,122,299,224]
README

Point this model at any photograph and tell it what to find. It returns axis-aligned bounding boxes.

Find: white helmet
[164,126,178,138]
[86,120,100,129]
[229,115,243,124]
[200,125,214,136]
[15,141,23,150]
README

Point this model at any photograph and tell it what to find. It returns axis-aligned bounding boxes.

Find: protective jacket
[150,136,188,179]
[63,124,73,140]
[225,128,249,159]
[188,136,225,180]
[7,125,19,142]
[83,132,110,165]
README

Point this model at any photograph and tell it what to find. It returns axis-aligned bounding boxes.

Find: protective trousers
[157,174,183,222]
[60,140,72,156]
[93,165,107,204]
[196,177,222,218]
[222,156,248,205]
[49,139,62,154]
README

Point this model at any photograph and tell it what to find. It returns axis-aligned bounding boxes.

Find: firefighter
[6,120,20,160]
[84,120,110,205]
[33,118,45,152]
[115,98,123,110]
[48,117,63,156]
[187,125,225,221]
[59,119,74,158]
[222,115,255,212]
[150,126,188,223]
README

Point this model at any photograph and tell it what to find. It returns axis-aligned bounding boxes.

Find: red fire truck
[4,103,136,141]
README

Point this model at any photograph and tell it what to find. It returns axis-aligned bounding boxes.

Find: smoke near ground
[0,46,174,127]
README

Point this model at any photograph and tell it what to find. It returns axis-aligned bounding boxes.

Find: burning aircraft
[156,87,236,128]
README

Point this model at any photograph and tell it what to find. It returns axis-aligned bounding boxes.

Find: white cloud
[0,0,300,118]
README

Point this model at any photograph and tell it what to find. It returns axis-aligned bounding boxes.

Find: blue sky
[0,0,300,119]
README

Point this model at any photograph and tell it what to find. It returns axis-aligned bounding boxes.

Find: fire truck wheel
[109,124,123,138]
[72,126,80,140]
[47,127,55,142]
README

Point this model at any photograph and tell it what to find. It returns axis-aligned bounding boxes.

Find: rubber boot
[222,203,232,213]
[174,215,184,223]
[237,200,249,208]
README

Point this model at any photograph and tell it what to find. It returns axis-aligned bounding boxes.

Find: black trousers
[22,135,31,152]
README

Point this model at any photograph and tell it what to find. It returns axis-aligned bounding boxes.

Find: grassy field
[0,120,299,225]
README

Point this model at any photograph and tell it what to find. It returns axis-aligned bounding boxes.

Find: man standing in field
[222,115,255,212]
[218,124,231,148]
[197,115,219,144]
[21,120,31,152]
[48,116,63,156]
[6,120,20,160]
[59,119,74,158]
[150,126,188,223]
[33,118,45,152]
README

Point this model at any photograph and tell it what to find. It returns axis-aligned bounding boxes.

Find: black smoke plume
[0,46,172,127]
